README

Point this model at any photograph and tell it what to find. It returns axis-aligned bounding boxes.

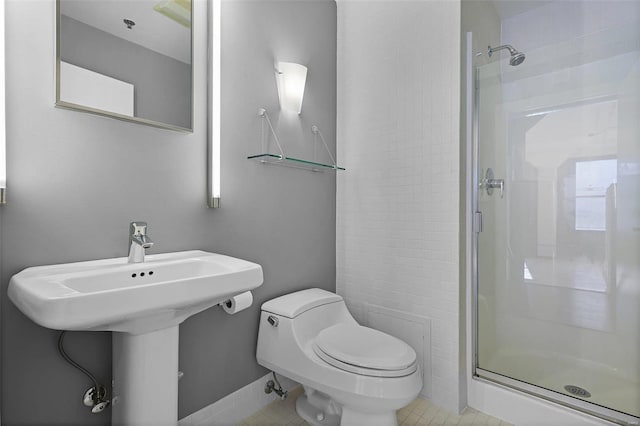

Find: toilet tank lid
[261,288,343,318]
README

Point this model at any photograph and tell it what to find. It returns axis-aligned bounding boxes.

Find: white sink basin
[8,250,263,334]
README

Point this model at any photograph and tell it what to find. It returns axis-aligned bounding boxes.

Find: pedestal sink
[8,250,264,426]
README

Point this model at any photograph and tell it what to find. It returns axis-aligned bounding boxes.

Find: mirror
[56,0,193,132]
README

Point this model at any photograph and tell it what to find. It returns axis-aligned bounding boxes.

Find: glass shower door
[474,32,640,424]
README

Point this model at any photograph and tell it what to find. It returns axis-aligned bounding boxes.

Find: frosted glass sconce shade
[275,62,307,114]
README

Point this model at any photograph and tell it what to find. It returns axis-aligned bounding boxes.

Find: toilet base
[296,393,340,426]
[295,388,399,426]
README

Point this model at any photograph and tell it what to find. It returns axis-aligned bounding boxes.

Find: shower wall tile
[501,0,640,55]
[336,0,462,414]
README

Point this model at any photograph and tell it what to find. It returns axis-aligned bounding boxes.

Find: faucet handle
[129,221,148,236]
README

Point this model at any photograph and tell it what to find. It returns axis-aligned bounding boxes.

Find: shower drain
[564,385,591,398]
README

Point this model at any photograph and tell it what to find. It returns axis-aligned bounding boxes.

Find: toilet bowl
[256,288,422,426]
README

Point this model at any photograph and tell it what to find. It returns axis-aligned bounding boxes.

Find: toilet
[256,288,422,426]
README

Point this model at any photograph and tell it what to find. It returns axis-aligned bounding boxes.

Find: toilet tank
[261,288,343,318]
[256,289,357,373]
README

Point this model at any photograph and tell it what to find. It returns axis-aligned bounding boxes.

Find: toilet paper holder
[218,291,253,315]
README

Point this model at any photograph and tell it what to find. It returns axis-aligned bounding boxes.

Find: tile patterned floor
[240,387,512,426]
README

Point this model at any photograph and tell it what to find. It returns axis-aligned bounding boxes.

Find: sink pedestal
[112,326,179,426]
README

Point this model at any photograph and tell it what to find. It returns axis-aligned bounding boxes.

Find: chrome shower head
[509,51,526,66]
[488,44,526,66]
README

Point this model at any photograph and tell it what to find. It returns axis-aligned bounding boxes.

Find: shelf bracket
[311,125,337,168]
[258,108,285,159]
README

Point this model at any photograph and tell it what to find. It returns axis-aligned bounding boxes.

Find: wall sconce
[207,0,221,208]
[0,0,6,205]
[274,61,307,114]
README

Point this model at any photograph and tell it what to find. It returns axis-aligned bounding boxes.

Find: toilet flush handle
[267,315,279,327]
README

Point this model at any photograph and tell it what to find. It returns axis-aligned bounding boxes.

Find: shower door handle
[486,178,504,198]
[481,168,504,198]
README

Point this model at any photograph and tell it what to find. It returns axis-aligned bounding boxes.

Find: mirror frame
[54,0,194,133]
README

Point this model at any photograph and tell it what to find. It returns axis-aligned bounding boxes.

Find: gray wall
[60,14,192,129]
[0,0,336,425]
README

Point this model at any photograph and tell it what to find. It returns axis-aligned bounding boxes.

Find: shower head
[509,51,526,66]
[488,44,526,66]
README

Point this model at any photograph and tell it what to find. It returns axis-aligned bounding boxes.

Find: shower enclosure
[471,2,640,424]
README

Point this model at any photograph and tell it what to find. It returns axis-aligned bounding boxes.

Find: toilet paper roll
[222,291,253,315]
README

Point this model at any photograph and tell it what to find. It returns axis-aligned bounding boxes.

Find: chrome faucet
[128,222,154,263]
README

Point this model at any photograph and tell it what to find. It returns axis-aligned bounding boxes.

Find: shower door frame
[468,39,639,426]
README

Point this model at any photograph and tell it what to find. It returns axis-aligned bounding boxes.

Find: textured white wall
[336,0,462,413]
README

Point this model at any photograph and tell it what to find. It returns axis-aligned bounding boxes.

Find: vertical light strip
[0,0,6,205]
[207,0,221,208]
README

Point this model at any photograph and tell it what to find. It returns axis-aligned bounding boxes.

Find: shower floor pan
[478,350,639,424]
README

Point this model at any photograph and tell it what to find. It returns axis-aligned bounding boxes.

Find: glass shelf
[248,153,345,172]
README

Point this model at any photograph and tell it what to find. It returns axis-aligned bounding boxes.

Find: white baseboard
[179,373,299,426]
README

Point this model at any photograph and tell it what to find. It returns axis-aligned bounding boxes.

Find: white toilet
[256,288,422,426]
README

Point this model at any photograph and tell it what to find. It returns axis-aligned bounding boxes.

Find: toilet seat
[313,324,418,378]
